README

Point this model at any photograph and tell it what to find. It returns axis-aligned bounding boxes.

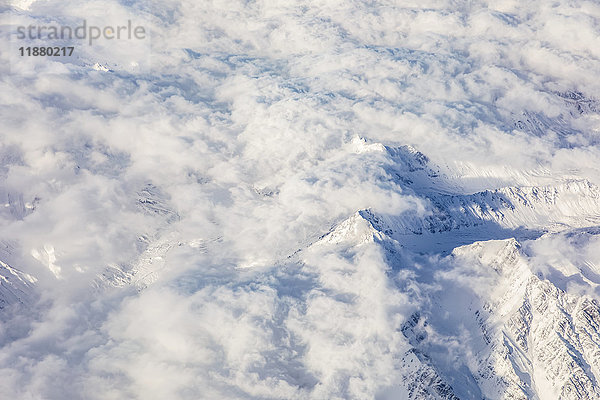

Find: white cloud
[1,0,600,398]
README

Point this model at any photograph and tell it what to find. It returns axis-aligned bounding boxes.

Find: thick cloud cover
[1,0,600,398]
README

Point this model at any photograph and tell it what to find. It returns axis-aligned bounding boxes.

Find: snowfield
[2,0,600,399]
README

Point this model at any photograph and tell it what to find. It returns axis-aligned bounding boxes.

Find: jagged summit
[317,209,389,246]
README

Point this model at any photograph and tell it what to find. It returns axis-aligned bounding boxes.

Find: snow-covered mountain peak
[349,135,386,154]
[452,238,523,275]
[317,209,388,247]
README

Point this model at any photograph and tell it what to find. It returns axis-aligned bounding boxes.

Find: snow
[1,0,600,398]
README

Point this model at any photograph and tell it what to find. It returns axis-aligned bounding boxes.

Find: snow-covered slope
[0,260,36,309]
[314,206,600,398]
[290,135,600,398]
[448,238,600,399]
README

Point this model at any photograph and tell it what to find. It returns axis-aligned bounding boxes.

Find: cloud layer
[1,0,600,398]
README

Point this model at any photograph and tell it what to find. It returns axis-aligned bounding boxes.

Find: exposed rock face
[0,260,36,310]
